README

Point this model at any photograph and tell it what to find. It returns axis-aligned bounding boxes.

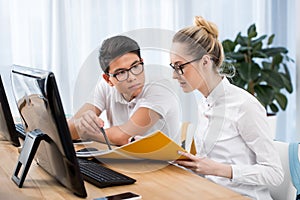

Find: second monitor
[0,75,23,147]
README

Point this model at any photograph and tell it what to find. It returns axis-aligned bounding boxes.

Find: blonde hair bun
[194,16,219,38]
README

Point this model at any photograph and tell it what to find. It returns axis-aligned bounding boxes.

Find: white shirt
[88,78,181,144]
[194,77,284,200]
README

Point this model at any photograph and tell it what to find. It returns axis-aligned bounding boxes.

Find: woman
[171,16,283,199]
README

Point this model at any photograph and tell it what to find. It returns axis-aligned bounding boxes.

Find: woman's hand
[175,151,232,179]
[73,110,104,141]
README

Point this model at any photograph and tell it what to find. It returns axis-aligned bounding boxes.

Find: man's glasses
[170,58,202,75]
[107,62,144,82]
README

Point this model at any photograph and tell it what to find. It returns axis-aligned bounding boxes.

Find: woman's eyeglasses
[169,58,202,75]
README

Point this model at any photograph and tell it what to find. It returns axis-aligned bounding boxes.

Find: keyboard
[15,123,26,139]
[77,158,136,188]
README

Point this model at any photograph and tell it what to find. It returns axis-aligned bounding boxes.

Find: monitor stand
[11,129,48,188]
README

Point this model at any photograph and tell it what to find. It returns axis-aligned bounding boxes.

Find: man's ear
[102,74,114,86]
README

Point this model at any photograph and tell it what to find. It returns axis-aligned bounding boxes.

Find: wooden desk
[0,140,248,200]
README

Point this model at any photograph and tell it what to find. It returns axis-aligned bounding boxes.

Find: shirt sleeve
[137,79,179,118]
[86,79,107,111]
[231,99,284,186]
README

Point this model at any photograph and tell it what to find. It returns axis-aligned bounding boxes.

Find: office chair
[180,121,197,155]
[268,141,298,200]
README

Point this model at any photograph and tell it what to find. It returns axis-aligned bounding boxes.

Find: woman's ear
[102,74,114,86]
[202,55,212,66]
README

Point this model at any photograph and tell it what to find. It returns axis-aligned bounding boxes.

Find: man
[68,35,180,146]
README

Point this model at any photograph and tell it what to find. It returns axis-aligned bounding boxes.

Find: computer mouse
[76,147,99,153]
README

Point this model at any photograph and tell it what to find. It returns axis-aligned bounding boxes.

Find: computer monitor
[11,65,87,198]
[0,75,21,147]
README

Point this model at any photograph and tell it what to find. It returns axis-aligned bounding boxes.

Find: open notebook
[77,131,189,161]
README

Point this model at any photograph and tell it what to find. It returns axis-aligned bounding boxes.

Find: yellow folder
[78,131,189,161]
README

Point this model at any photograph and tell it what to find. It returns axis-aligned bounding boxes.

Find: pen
[130,136,135,142]
[99,127,112,150]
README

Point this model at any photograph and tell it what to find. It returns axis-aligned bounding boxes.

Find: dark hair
[99,35,141,72]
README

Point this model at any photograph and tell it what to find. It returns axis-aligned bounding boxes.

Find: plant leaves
[252,51,268,58]
[247,24,257,38]
[262,61,272,69]
[238,46,252,53]
[283,63,291,79]
[225,52,245,61]
[262,47,288,57]
[280,73,293,93]
[254,85,274,107]
[267,34,275,45]
[233,32,241,43]
[274,92,288,110]
[285,55,295,63]
[230,73,247,89]
[269,103,279,113]
[261,69,285,88]
[221,23,294,114]
[239,62,260,82]
[222,39,236,53]
[252,35,267,46]
[252,42,263,52]
[272,54,283,66]
[236,35,248,46]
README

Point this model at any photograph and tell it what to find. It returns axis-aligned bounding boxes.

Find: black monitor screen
[11,65,87,198]
[0,75,20,147]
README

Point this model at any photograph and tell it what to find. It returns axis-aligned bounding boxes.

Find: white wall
[296,0,300,141]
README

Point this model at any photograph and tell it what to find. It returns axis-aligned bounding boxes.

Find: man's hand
[73,110,104,142]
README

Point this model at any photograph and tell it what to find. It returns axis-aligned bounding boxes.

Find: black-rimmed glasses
[107,62,144,82]
[170,58,202,75]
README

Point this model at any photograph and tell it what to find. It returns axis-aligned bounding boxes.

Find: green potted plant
[221,24,294,115]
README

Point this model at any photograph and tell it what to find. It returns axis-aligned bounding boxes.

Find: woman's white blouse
[194,77,284,200]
